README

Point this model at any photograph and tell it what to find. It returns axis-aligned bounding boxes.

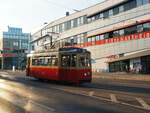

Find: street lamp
[0,50,4,70]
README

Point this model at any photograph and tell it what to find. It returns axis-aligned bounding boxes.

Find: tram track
[40,81,150,111]
[1,71,150,112]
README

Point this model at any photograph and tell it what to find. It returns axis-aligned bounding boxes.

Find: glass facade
[3,27,29,40]
[1,27,30,70]
[3,27,30,49]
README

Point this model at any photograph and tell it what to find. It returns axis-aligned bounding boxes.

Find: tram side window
[79,56,85,67]
[43,57,49,66]
[37,59,43,65]
[85,54,91,67]
[79,54,90,67]
[61,55,70,67]
[71,54,77,67]
[51,56,58,66]
[47,57,52,66]
[32,58,38,65]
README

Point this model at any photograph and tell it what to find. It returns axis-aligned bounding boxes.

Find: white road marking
[89,91,94,97]
[1,72,150,111]
[136,98,150,110]
[110,94,118,103]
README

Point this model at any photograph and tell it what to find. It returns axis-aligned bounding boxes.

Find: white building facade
[30,0,150,74]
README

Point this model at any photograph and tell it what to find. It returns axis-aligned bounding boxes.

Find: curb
[93,73,150,82]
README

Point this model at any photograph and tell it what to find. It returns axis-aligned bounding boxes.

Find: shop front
[107,50,150,74]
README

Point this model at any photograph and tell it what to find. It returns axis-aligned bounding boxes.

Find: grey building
[0,26,30,70]
[30,0,150,74]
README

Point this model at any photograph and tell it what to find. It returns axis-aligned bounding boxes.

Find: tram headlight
[84,73,87,76]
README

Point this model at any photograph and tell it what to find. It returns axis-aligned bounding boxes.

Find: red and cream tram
[26,47,92,84]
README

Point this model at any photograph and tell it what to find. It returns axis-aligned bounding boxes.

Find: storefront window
[136,0,143,6]
[143,22,150,32]
[143,0,150,4]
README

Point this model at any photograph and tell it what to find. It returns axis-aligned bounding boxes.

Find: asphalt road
[0,71,150,113]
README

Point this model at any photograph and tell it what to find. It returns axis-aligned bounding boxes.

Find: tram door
[60,54,71,81]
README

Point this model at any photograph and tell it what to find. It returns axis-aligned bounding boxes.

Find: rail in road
[0,71,150,112]
[45,83,150,111]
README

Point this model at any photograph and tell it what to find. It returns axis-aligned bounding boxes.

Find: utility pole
[1,51,4,70]
[1,52,4,70]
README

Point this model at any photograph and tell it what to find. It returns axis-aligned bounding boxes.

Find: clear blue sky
[0,0,104,33]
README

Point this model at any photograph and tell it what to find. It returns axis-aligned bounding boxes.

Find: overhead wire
[45,0,80,12]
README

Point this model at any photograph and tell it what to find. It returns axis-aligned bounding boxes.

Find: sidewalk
[1,70,150,82]
[93,72,150,82]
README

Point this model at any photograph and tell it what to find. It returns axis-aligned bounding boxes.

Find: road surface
[0,71,150,113]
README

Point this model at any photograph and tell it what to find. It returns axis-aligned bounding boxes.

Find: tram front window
[79,54,91,67]
[61,54,77,67]
[61,55,71,67]
[71,54,77,67]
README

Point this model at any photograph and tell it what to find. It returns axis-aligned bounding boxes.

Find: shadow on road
[1,72,150,95]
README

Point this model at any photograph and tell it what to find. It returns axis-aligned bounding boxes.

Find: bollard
[12,66,15,71]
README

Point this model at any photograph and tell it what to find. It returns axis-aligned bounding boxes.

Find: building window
[13,42,19,46]
[125,26,137,35]
[104,33,109,39]
[124,0,136,11]
[59,24,62,33]
[71,20,74,28]
[143,0,150,4]
[22,42,28,49]
[73,18,78,27]
[62,23,65,32]
[136,0,143,6]
[103,10,109,18]
[95,14,100,20]
[119,29,125,36]
[96,35,100,41]
[5,41,10,47]
[100,34,104,40]
[99,13,104,19]
[56,25,59,33]
[88,37,91,42]
[113,7,119,15]
[83,16,87,24]
[109,9,113,16]
[113,30,119,37]
[68,21,71,30]
[119,5,124,12]
[91,36,95,42]
[143,22,150,32]
[109,31,114,38]
[137,24,143,33]
[64,21,71,30]
[87,18,92,23]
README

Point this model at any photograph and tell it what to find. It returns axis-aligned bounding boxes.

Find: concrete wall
[86,37,150,72]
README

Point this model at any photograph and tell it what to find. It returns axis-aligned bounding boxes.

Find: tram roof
[27,47,90,57]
